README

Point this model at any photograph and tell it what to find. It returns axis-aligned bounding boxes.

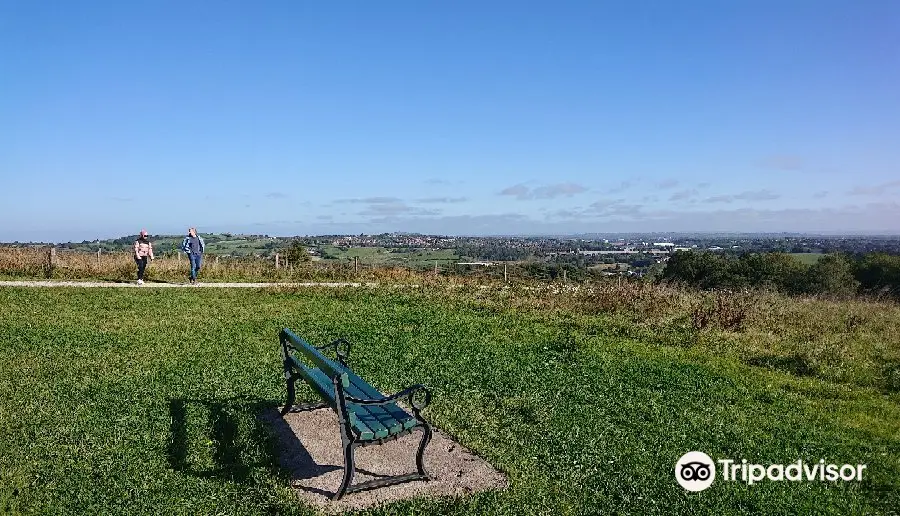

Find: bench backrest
[280,328,349,388]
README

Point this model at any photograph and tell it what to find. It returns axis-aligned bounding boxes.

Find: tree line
[661,251,900,298]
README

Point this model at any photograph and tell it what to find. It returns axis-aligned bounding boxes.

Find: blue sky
[1,1,898,241]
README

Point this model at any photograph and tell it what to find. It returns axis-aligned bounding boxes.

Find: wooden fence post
[504,262,508,283]
[354,256,358,273]
[275,253,280,269]
[47,247,56,278]
[97,248,102,268]
[563,269,567,282]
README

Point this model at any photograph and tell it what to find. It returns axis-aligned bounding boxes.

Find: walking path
[0,280,578,292]
[0,280,377,288]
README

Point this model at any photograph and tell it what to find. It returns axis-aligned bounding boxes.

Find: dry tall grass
[430,280,900,394]
[0,247,494,285]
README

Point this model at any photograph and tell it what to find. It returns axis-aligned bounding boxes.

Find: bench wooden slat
[291,356,415,439]
[342,381,397,439]
[291,359,336,406]
[293,362,376,440]
[282,329,349,388]
[300,364,406,439]
[346,373,418,434]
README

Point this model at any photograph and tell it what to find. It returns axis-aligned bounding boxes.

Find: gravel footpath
[0,280,377,288]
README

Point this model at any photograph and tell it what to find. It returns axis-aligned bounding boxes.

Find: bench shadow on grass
[167,397,341,488]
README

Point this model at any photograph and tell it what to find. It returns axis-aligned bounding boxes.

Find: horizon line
[3,230,900,245]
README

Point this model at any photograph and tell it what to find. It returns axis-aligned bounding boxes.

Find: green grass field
[789,253,825,265]
[1,286,898,514]
[319,246,459,268]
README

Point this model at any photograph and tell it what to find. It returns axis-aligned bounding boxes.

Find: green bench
[279,328,433,500]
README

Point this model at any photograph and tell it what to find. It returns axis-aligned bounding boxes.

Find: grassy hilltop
[0,284,898,514]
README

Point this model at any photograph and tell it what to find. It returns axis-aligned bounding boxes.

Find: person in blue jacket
[181,227,205,284]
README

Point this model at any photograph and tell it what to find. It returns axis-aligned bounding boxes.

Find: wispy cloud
[546,208,586,219]
[499,184,530,199]
[335,196,403,204]
[848,180,900,196]
[606,181,632,194]
[535,202,900,232]
[499,182,588,200]
[703,189,780,203]
[583,198,645,219]
[532,183,588,199]
[416,197,468,204]
[545,198,657,221]
[813,191,828,199]
[333,196,442,218]
[287,202,900,235]
[589,198,623,210]
[669,189,698,201]
[362,203,416,216]
[265,192,289,199]
[703,195,733,204]
[363,205,441,217]
[734,189,780,201]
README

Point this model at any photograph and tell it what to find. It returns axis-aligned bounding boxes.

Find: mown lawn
[789,253,825,265]
[0,287,898,515]
[318,246,459,268]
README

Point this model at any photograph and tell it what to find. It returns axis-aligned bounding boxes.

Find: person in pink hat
[133,229,155,284]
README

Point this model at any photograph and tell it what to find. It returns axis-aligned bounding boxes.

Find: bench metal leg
[281,374,296,416]
[336,425,431,499]
[415,424,432,479]
[334,442,356,500]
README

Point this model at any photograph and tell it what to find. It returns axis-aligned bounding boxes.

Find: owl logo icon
[675,451,716,491]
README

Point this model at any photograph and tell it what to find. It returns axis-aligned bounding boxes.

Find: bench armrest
[345,384,432,413]
[315,338,352,366]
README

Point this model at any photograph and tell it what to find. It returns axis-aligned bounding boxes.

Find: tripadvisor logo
[675,451,867,492]
[675,451,716,491]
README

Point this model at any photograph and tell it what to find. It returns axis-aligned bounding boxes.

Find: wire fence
[0,247,584,285]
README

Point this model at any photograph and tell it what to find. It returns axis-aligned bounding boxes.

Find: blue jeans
[189,253,203,281]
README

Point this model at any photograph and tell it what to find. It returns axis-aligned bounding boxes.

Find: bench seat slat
[346,373,418,433]
[342,378,391,438]
[343,381,404,438]
[295,362,416,439]
[294,363,377,440]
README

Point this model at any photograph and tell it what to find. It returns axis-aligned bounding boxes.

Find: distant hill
[56,233,287,257]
